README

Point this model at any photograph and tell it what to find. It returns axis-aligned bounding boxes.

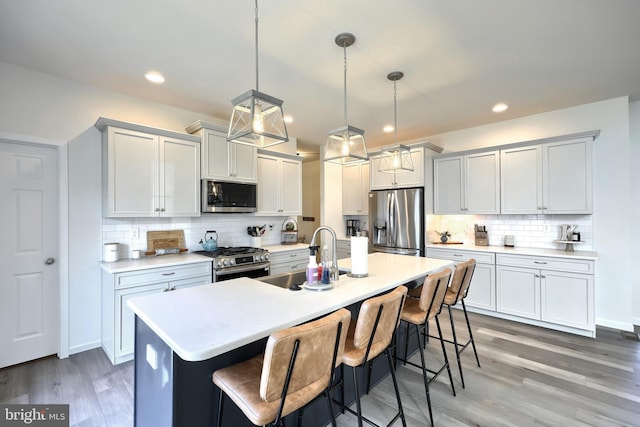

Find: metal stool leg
[437,314,456,396]
[352,366,364,427]
[415,322,435,426]
[386,349,407,427]
[462,300,481,367]
[447,304,465,389]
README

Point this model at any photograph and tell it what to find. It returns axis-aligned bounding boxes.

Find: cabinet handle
[163,287,170,292]
[160,208,165,212]
[534,261,547,264]
[540,275,546,279]
[162,272,176,276]
[155,208,160,212]
[535,274,541,278]
[453,254,463,257]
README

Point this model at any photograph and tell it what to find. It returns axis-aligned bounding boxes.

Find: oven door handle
[214,262,270,277]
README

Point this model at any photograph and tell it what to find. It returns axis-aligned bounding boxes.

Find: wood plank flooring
[1,311,638,426]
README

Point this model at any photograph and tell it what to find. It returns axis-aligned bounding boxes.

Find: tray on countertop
[146,230,188,255]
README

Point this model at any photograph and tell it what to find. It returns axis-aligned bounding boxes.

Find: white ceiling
[2,0,640,152]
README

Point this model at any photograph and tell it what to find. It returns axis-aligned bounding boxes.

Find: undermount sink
[258,268,348,290]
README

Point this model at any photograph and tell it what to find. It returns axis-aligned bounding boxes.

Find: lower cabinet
[425,248,496,311]
[269,248,309,275]
[426,247,595,336]
[496,254,594,332]
[102,262,212,364]
[337,239,351,260]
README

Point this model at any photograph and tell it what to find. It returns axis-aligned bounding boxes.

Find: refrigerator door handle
[388,191,396,246]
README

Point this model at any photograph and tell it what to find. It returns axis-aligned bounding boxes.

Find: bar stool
[212,308,351,427]
[442,258,480,389]
[336,286,408,427]
[396,268,455,427]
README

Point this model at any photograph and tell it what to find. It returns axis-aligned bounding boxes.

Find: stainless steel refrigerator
[369,187,424,256]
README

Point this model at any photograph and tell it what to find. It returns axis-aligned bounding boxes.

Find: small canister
[103,243,119,262]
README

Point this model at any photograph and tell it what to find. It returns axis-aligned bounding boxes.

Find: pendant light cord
[255,0,259,92]
[343,44,348,127]
[393,80,398,144]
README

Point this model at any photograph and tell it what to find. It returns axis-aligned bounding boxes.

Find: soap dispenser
[306,246,319,285]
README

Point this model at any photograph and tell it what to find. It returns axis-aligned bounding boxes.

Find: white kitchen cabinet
[256,153,302,215]
[337,239,351,260]
[370,147,424,190]
[343,162,370,215]
[97,118,201,217]
[269,248,308,274]
[186,121,257,183]
[101,261,212,364]
[425,248,496,311]
[434,150,500,214]
[501,138,593,214]
[496,254,594,331]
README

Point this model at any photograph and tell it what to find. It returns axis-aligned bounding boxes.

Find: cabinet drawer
[496,254,593,274]
[426,248,495,264]
[115,262,212,289]
[270,249,308,265]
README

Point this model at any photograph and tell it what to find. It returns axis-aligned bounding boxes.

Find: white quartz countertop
[100,253,212,274]
[127,253,453,362]
[425,243,598,260]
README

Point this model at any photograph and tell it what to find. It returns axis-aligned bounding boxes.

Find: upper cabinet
[342,162,370,215]
[434,150,500,214]
[96,118,201,218]
[256,152,302,215]
[186,121,257,183]
[501,138,593,214]
[370,147,424,190]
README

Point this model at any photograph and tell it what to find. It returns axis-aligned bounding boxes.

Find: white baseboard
[596,318,634,332]
[67,340,101,356]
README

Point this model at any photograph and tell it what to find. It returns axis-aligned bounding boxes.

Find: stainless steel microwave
[201,180,257,213]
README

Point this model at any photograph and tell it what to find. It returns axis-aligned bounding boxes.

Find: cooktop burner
[195,246,265,257]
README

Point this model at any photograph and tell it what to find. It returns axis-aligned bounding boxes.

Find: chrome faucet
[309,226,339,281]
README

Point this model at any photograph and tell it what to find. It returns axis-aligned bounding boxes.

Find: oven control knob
[216,261,223,268]
[230,259,235,265]
[257,255,263,261]
[265,253,270,261]
[223,259,229,266]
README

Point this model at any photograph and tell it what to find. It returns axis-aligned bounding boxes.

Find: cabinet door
[464,263,496,311]
[501,146,542,214]
[543,140,592,214]
[541,270,593,329]
[496,265,540,319]
[232,143,258,182]
[369,155,396,190]
[116,283,166,358]
[433,156,463,214]
[395,148,424,187]
[280,158,302,215]
[343,163,369,214]
[106,127,158,216]
[159,136,200,217]
[466,151,500,214]
[257,155,280,213]
[201,130,230,180]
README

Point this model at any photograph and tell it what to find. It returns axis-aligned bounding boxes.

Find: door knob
[45,257,55,265]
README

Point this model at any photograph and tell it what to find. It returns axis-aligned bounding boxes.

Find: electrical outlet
[543,224,550,233]
[268,224,273,231]
[130,228,139,239]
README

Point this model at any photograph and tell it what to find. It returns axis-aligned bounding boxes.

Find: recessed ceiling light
[145,71,165,84]
[284,115,293,124]
[492,103,508,113]
[383,125,394,133]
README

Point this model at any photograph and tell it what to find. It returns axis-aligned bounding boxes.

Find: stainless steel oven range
[194,247,270,282]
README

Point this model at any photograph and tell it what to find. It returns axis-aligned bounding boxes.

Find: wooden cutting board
[146,230,187,254]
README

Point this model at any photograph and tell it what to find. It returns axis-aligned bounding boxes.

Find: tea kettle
[199,230,218,251]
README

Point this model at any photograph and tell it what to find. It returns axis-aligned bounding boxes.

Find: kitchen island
[127,253,453,427]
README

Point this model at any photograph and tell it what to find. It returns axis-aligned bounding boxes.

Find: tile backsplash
[428,214,593,251]
[102,215,297,259]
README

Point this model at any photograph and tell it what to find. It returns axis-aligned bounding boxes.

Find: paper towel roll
[350,236,368,277]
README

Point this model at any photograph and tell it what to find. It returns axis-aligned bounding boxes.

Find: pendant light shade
[323,33,368,164]
[378,71,413,173]
[228,0,288,148]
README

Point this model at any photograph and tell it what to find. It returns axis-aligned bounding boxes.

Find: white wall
[426,97,634,330]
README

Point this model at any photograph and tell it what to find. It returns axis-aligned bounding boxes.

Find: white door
[0,141,59,368]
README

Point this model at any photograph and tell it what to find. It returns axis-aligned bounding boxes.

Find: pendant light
[228,0,288,147]
[323,33,368,164]
[378,71,413,173]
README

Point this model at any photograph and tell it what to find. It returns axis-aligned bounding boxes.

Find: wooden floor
[1,310,638,426]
